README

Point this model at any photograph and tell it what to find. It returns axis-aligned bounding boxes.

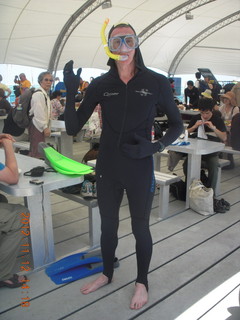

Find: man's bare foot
[80,274,109,295]
[130,282,148,310]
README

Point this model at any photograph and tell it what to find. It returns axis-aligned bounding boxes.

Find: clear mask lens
[108,35,139,52]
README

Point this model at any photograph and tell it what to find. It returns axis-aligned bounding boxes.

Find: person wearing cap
[202,76,222,102]
[219,91,239,124]
[201,89,220,114]
[63,22,183,309]
[54,77,67,97]
[0,75,12,98]
[201,89,212,100]
[0,88,11,114]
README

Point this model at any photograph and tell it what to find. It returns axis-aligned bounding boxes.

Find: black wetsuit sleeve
[157,76,183,147]
[64,82,99,136]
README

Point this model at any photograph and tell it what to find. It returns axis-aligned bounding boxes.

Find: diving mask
[108,35,139,52]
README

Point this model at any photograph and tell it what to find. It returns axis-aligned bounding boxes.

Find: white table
[0,150,83,269]
[0,115,7,133]
[166,138,225,207]
[51,120,73,158]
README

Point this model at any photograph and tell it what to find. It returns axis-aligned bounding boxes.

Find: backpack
[82,143,99,164]
[2,110,25,136]
[170,179,186,201]
[12,88,44,128]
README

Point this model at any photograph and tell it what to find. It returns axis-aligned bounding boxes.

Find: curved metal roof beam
[3,0,31,63]
[168,11,240,76]
[48,0,107,74]
[138,0,216,44]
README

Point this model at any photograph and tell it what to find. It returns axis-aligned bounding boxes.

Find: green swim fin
[38,142,93,175]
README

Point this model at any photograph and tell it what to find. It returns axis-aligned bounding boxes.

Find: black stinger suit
[65,49,183,288]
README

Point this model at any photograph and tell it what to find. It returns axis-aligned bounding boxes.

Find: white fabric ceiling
[0,0,240,77]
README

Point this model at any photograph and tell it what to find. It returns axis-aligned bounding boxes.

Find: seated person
[50,90,65,120]
[218,91,239,169]
[230,113,240,151]
[182,98,227,212]
[54,78,66,97]
[0,133,29,288]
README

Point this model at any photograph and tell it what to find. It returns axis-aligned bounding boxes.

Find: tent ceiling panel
[176,46,240,76]
[0,0,239,76]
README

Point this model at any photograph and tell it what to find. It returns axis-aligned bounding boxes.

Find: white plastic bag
[189,179,214,216]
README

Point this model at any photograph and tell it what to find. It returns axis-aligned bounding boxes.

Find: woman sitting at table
[183,98,228,213]
[219,91,239,169]
[219,91,239,127]
[0,133,29,288]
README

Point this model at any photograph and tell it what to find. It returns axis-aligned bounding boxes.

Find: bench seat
[52,190,101,248]
[222,146,240,155]
[154,171,181,220]
[153,149,169,171]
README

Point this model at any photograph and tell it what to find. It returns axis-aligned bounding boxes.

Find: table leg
[185,154,201,208]
[24,191,55,269]
[58,132,73,158]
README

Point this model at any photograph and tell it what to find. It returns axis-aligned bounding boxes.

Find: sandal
[0,274,27,288]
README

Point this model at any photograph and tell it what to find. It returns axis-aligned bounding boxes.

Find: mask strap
[100,19,128,61]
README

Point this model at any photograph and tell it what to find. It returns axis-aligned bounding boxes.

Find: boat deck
[0,140,239,320]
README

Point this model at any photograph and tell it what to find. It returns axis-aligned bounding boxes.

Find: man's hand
[204,121,215,130]
[122,133,164,159]
[63,60,82,96]
[193,120,204,129]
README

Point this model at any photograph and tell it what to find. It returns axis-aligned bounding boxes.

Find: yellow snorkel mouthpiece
[101,18,128,61]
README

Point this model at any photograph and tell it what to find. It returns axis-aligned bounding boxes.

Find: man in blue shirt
[54,77,66,97]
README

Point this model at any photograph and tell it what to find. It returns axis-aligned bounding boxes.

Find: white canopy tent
[0,0,240,77]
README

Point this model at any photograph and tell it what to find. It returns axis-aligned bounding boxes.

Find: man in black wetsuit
[64,22,183,310]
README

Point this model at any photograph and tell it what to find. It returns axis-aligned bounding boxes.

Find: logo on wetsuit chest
[135,89,153,96]
[103,92,119,97]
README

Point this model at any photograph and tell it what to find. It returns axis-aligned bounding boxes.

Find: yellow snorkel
[101,18,128,61]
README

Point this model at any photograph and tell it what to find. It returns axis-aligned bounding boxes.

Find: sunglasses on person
[43,78,53,82]
[108,35,139,52]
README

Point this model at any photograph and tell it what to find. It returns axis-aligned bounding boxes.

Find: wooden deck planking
[0,144,239,320]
